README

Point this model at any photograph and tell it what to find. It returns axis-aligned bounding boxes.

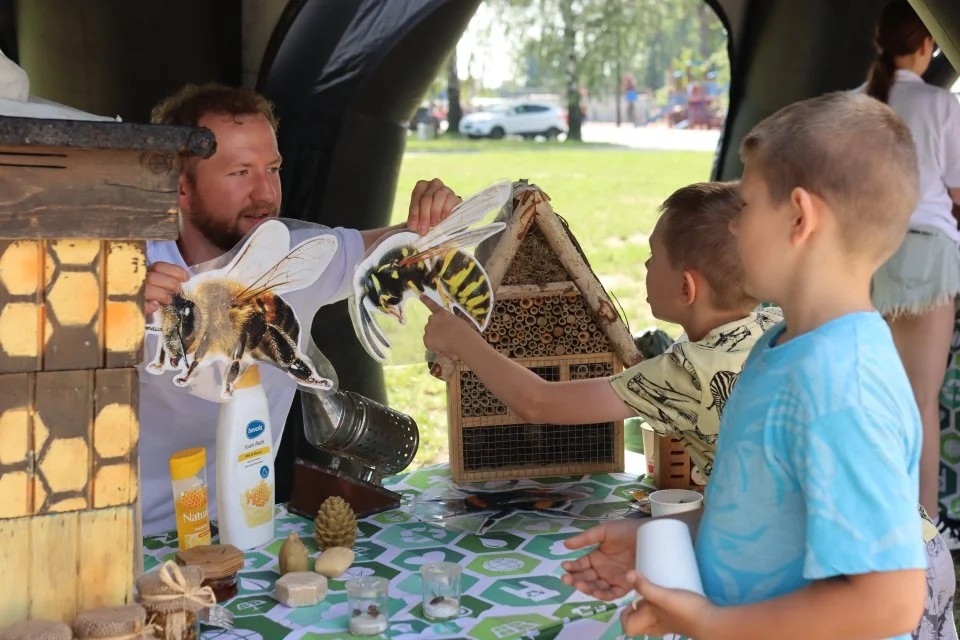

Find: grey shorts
[872,226,960,320]
[913,532,959,640]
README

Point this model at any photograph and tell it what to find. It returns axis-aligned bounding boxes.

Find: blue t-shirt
[695,312,925,634]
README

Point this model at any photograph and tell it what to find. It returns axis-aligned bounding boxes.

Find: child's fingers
[563,525,605,550]
[419,295,442,313]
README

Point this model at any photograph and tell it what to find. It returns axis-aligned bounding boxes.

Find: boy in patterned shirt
[421,180,780,475]
[564,92,928,640]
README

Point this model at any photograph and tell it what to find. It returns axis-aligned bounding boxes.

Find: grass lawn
[385,138,715,468]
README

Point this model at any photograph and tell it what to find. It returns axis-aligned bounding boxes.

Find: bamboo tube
[553,327,564,337]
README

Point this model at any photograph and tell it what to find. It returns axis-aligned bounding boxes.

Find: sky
[455,5,960,94]
[455,3,515,89]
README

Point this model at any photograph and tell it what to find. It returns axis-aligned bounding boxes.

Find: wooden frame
[0,115,214,627]
[437,181,642,484]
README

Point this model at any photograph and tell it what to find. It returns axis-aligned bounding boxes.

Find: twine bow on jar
[140,561,217,610]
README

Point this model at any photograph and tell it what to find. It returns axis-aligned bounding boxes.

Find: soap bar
[275,572,328,607]
[313,546,355,578]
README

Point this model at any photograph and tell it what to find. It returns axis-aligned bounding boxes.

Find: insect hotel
[0,115,214,628]
[431,180,643,483]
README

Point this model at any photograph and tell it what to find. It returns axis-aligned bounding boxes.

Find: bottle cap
[169,447,205,481]
[233,365,261,390]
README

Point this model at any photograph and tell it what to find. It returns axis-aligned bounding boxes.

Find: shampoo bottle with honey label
[170,447,212,551]
[216,365,275,550]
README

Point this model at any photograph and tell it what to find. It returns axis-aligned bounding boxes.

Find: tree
[446,50,463,135]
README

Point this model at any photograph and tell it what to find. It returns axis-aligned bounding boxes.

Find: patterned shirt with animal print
[609,306,784,478]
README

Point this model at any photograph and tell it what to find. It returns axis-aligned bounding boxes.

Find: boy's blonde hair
[659,181,756,311]
[740,91,919,262]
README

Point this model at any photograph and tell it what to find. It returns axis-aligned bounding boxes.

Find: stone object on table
[278,532,310,575]
[314,496,357,550]
[73,604,147,638]
[0,620,73,640]
[275,572,329,608]
[313,546,355,578]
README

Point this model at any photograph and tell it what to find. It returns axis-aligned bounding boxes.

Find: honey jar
[175,543,245,603]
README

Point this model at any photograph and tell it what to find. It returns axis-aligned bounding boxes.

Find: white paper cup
[635,518,704,595]
[648,489,703,517]
[641,424,656,475]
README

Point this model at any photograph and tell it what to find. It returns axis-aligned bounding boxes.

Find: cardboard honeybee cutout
[349,180,512,363]
[146,219,340,400]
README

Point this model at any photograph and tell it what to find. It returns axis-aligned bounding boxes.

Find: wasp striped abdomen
[432,250,493,329]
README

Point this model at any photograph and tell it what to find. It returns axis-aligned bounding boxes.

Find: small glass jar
[420,562,461,621]
[175,544,244,604]
[346,576,389,636]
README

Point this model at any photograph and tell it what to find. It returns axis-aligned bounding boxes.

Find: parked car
[409,105,441,136]
[459,101,566,139]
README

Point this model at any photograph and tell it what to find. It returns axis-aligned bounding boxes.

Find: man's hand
[408,178,461,236]
[620,573,717,639]
[560,520,644,600]
[145,262,190,315]
[421,295,474,361]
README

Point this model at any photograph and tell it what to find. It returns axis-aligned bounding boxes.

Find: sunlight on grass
[386,138,715,468]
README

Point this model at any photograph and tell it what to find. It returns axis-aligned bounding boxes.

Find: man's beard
[189,200,279,254]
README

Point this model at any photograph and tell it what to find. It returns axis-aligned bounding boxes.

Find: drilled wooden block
[33,370,93,514]
[43,240,103,371]
[0,373,33,518]
[104,242,145,368]
[0,240,43,373]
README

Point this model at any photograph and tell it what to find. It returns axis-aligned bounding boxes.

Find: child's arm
[624,569,925,640]
[422,297,634,425]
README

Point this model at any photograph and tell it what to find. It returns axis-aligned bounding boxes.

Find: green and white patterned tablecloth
[142,465,689,640]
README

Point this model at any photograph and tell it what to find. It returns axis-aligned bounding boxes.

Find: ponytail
[865,49,896,103]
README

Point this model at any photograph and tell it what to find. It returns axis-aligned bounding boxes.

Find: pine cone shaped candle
[313,496,357,550]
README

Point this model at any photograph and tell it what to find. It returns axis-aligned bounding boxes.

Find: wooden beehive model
[0,115,214,627]
[432,180,642,483]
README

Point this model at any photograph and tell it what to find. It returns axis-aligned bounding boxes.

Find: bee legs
[260,323,330,389]
[223,330,253,397]
[173,333,211,387]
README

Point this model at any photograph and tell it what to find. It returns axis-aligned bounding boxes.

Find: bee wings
[213,219,340,302]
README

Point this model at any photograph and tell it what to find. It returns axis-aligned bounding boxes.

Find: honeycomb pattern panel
[0,373,33,517]
[33,370,93,514]
[43,240,103,371]
[91,368,139,508]
[104,242,146,368]
[0,241,43,372]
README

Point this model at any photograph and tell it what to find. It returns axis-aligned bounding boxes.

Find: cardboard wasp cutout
[349,180,512,363]
[146,219,340,400]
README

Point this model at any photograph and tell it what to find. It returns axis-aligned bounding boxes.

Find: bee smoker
[286,388,420,518]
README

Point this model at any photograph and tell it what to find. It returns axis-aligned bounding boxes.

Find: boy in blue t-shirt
[562,91,927,639]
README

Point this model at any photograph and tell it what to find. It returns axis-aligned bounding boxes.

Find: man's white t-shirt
[886,69,960,241]
[139,225,365,536]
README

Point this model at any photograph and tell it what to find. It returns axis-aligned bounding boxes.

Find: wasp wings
[349,181,513,363]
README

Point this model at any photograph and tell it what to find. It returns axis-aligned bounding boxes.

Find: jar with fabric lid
[135,561,215,640]
[175,543,245,602]
[73,604,151,639]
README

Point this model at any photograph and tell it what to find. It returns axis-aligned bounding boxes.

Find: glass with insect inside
[346,577,389,635]
[420,562,461,621]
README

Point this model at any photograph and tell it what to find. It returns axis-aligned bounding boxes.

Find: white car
[459,102,566,139]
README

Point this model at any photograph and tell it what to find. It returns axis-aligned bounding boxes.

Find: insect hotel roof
[0,114,214,628]
[434,180,642,483]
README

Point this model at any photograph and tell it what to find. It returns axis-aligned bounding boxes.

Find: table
[143,465,689,640]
